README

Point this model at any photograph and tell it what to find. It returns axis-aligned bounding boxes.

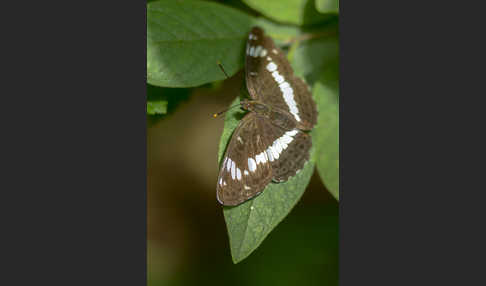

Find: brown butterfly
[216,27,317,206]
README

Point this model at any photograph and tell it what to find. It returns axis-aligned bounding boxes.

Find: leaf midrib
[234,200,255,262]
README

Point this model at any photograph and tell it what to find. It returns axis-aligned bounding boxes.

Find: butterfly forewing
[245,27,318,130]
[216,113,273,206]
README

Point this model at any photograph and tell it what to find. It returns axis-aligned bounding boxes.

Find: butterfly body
[241,99,298,131]
[216,27,318,206]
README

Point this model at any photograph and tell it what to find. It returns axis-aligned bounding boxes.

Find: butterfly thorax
[241,99,297,130]
[240,100,270,115]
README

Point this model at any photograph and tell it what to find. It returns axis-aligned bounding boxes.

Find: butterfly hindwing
[216,113,273,206]
[245,27,318,130]
[268,129,312,182]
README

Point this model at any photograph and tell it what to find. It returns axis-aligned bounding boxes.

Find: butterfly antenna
[217,61,230,79]
[214,61,238,118]
[213,104,240,118]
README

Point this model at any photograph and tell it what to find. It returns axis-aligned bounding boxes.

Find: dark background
[147,72,338,286]
[4,0,482,285]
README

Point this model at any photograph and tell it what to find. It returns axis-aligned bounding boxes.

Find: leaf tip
[230,249,250,264]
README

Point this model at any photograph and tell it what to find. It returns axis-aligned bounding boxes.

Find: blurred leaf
[253,18,301,45]
[147,101,168,115]
[218,96,316,263]
[149,203,338,286]
[236,204,339,286]
[146,84,191,126]
[286,38,301,63]
[315,0,339,14]
[291,31,339,200]
[147,0,253,87]
[242,0,329,25]
[291,30,339,86]
[312,77,339,200]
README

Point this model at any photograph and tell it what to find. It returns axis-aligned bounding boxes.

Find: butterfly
[216,26,318,206]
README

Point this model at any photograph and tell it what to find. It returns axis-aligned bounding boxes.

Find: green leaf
[312,77,339,200]
[291,30,339,86]
[147,0,253,87]
[218,96,316,263]
[315,0,339,14]
[253,18,301,45]
[147,0,302,88]
[291,33,339,200]
[242,0,329,25]
[147,100,167,115]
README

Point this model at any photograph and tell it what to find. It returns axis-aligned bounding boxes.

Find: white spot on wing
[244,170,249,176]
[231,160,236,180]
[249,71,257,76]
[272,71,284,84]
[273,139,283,154]
[268,74,301,122]
[253,45,262,58]
[266,148,274,162]
[273,146,280,159]
[281,134,293,145]
[272,49,278,54]
[237,136,243,144]
[222,157,228,169]
[269,145,279,159]
[260,49,267,57]
[249,46,255,57]
[255,153,262,164]
[266,130,299,161]
[260,152,267,163]
[287,129,298,137]
[263,59,303,122]
[279,138,288,149]
[226,158,232,172]
[280,82,290,89]
[248,158,257,172]
[266,62,277,72]
[244,185,251,190]
[256,152,267,164]
[237,168,242,180]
